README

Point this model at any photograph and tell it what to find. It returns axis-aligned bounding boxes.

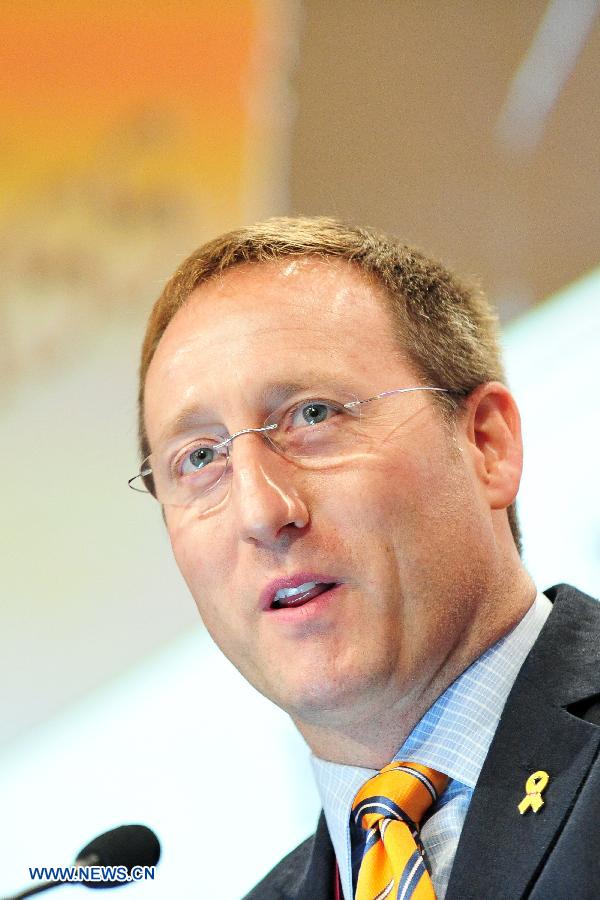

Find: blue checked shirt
[311,592,553,900]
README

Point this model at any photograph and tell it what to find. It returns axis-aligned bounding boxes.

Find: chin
[273,668,377,724]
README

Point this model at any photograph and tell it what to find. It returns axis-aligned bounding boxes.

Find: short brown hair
[138,216,521,552]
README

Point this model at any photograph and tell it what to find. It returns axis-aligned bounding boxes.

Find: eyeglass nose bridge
[213,422,279,452]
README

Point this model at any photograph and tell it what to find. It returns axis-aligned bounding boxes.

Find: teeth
[274,581,319,601]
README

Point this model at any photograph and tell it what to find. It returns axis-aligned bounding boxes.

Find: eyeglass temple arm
[343,386,449,409]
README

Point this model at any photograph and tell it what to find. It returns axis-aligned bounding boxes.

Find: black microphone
[3,825,161,899]
[75,825,160,886]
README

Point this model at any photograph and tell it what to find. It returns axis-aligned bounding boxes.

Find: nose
[230,433,310,545]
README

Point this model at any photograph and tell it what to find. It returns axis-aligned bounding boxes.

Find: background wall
[1,2,598,897]
[290,0,600,318]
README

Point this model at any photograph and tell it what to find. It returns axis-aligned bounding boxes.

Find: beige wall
[290,0,600,318]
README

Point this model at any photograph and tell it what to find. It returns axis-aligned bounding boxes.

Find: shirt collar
[311,592,553,895]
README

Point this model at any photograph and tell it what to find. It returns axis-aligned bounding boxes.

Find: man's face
[144,258,494,732]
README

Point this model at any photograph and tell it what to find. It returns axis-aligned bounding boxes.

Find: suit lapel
[295,811,336,900]
[447,585,600,900]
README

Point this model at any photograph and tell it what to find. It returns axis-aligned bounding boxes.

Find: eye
[301,402,328,425]
[290,400,342,428]
[177,443,219,476]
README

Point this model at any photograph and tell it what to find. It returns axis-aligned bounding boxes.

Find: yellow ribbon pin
[518,770,549,814]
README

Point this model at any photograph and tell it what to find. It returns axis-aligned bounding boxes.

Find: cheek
[166,517,229,617]
[355,438,472,558]
[348,449,426,518]
[172,539,237,650]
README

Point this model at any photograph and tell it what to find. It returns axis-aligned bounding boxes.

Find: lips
[261,574,341,611]
[271,581,336,609]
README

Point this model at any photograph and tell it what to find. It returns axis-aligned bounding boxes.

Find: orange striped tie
[352,761,448,900]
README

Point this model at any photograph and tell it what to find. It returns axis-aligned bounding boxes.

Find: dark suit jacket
[245,584,600,899]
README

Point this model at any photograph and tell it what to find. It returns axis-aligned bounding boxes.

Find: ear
[459,382,523,510]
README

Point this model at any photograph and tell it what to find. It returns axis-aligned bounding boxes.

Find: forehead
[144,258,410,438]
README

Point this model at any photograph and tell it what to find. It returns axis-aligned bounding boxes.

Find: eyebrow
[156,374,349,447]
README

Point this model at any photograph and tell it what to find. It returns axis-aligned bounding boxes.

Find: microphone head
[75,824,160,889]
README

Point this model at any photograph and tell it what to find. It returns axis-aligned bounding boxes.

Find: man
[132,217,600,899]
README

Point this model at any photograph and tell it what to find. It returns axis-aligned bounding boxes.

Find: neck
[294,564,536,769]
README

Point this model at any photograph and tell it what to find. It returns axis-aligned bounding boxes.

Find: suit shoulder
[243,833,316,900]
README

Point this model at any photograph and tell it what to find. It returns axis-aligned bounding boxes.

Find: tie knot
[352,761,448,833]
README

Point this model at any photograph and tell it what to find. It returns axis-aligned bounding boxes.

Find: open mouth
[270,581,337,610]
